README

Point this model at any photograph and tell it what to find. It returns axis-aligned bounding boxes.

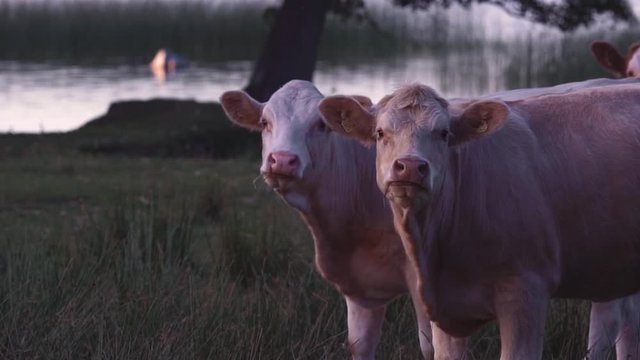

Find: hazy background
[1,2,639,358]
[1,0,638,132]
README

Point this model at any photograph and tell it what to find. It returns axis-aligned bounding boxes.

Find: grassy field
[0,107,605,359]
[0,1,633,357]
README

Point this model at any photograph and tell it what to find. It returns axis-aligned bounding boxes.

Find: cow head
[590,40,640,78]
[220,80,350,209]
[320,84,508,210]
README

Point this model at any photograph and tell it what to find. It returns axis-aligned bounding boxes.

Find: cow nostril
[288,156,299,166]
[393,160,406,174]
[417,162,428,176]
[268,154,277,165]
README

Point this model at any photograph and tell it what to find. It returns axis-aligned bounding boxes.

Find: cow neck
[300,135,391,282]
[392,150,458,320]
[310,135,383,228]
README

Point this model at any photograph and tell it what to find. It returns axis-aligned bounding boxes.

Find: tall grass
[0,0,271,62]
[0,196,421,359]
[3,0,629,65]
[0,148,601,359]
[0,0,444,63]
[1,0,638,94]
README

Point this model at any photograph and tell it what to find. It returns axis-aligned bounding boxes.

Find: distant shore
[0,98,259,159]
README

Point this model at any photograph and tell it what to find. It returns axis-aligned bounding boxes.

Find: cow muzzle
[385,156,430,207]
[262,151,302,190]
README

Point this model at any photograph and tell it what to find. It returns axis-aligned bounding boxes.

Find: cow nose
[391,157,429,183]
[267,151,300,176]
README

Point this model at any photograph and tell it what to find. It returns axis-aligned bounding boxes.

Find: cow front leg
[432,323,470,360]
[345,296,385,360]
[615,292,640,360]
[586,292,640,360]
[408,288,468,359]
[411,300,434,359]
[494,277,548,360]
[586,299,622,359]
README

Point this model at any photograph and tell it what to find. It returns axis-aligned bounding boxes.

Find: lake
[1,0,637,133]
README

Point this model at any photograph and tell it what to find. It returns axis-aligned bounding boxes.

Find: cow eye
[376,129,384,141]
[260,118,271,132]
[440,129,450,141]
[317,120,329,132]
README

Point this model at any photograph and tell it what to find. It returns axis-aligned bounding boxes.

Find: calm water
[0,61,252,132]
[0,53,524,132]
[1,0,638,133]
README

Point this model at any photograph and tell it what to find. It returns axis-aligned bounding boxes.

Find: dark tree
[245,0,635,101]
[244,0,330,101]
[244,0,370,101]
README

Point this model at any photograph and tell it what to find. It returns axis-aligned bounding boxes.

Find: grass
[0,139,424,359]
[0,113,605,359]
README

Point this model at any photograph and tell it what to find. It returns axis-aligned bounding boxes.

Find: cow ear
[219,91,264,131]
[628,42,640,56]
[590,41,626,77]
[350,95,373,108]
[318,95,376,145]
[449,101,509,146]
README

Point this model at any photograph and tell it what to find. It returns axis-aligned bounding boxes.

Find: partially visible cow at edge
[219,80,469,360]
[319,82,640,359]
[591,40,640,78]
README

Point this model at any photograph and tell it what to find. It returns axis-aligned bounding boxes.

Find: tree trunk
[244,0,329,102]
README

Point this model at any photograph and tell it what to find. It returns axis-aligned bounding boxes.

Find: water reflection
[0,61,251,132]
[0,41,628,133]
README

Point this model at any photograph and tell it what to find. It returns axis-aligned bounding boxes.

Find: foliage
[335,0,635,31]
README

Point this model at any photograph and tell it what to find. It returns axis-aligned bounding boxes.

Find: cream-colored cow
[320,81,640,359]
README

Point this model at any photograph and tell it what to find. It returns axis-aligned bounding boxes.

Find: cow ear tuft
[319,96,376,145]
[219,91,264,131]
[449,101,509,146]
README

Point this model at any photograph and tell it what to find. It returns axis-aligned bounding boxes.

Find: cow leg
[615,292,640,360]
[586,300,622,359]
[345,296,385,360]
[432,323,470,360]
[494,278,548,360]
[586,293,640,360]
[413,308,434,359]
[406,265,468,359]
[408,286,434,359]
